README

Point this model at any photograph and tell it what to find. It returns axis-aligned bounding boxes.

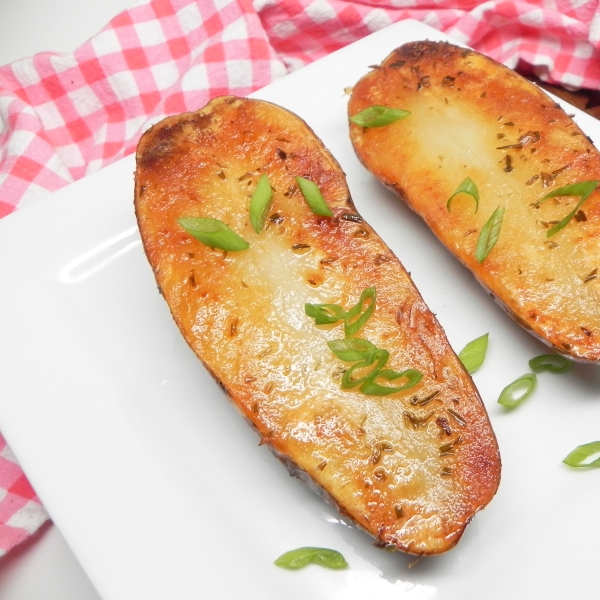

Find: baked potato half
[134,96,500,556]
[349,41,600,363]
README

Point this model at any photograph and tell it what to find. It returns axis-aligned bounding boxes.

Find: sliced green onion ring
[447,177,480,212]
[274,547,349,570]
[475,205,504,263]
[528,353,573,373]
[295,177,333,217]
[344,286,376,337]
[328,338,377,362]
[249,174,273,234]
[178,217,249,252]
[497,373,537,408]
[349,105,410,128]
[458,333,489,374]
[562,441,600,468]
[305,303,346,326]
[360,367,423,396]
[341,349,388,390]
[535,180,599,237]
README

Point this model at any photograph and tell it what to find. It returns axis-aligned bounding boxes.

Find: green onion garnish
[249,174,273,234]
[475,205,504,263]
[295,177,333,217]
[274,547,348,570]
[458,333,489,374]
[327,338,377,362]
[360,367,423,396]
[333,344,422,396]
[304,303,346,326]
[305,286,376,337]
[535,180,599,237]
[447,177,479,212]
[349,105,410,128]
[497,373,537,408]
[562,441,600,468]
[344,286,376,337]
[178,217,249,252]
[528,353,573,373]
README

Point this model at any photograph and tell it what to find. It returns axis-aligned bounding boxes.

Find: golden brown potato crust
[134,96,500,555]
[349,41,600,363]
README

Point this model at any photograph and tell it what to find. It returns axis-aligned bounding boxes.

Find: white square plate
[1,19,600,600]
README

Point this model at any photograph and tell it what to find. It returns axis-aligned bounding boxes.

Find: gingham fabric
[1,0,599,557]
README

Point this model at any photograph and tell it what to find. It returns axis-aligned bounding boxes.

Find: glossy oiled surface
[135,96,500,555]
[349,41,600,363]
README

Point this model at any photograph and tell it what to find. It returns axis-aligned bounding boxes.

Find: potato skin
[134,96,500,555]
[349,41,600,363]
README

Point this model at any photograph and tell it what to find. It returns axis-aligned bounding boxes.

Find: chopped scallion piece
[341,348,389,390]
[305,287,376,336]
[562,441,600,468]
[475,206,504,263]
[349,105,410,127]
[305,303,346,326]
[528,353,572,373]
[328,338,377,362]
[447,177,479,212]
[497,373,537,408]
[178,217,249,252]
[535,180,599,237]
[295,177,333,217]
[360,367,423,396]
[458,333,489,374]
[274,547,348,570]
[249,174,273,234]
[344,286,376,337]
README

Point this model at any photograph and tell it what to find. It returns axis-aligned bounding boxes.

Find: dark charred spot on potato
[188,271,197,288]
[417,75,431,90]
[581,327,593,337]
[436,417,452,436]
[340,212,363,223]
[269,213,285,224]
[545,241,559,250]
[283,183,297,197]
[291,243,311,254]
[353,228,370,239]
[316,460,327,471]
[442,75,455,87]
[374,254,391,266]
[526,174,540,186]
[502,155,514,173]
[574,210,587,222]
[389,59,406,68]
[562,342,572,351]
[276,148,287,160]
[583,268,598,283]
[441,467,453,477]
[216,170,226,180]
[237,171,254,182]
[307,274,323,287]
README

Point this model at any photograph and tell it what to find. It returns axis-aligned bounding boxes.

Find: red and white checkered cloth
[1,0,599,557]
